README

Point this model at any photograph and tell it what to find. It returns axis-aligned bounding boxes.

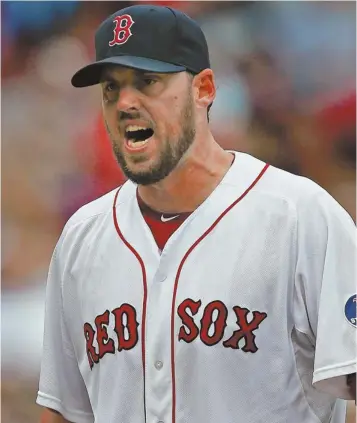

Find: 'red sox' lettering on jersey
[84,299,267,369]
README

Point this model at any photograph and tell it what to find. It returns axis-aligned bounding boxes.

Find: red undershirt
[137,192,192,251]
[137,154,236,251]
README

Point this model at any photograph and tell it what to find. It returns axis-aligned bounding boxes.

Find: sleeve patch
[345,294,357,328]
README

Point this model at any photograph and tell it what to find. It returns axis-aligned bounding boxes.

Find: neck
[137,134,233,213]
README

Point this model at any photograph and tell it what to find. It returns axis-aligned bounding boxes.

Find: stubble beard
[106,91,196,186]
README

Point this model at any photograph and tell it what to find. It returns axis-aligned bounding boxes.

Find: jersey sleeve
[294,186,357,400]
[36,233,94,423]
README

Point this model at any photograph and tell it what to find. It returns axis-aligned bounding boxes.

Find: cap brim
[71,55,186,87]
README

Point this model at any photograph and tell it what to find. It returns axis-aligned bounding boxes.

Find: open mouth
[125,126,154,149]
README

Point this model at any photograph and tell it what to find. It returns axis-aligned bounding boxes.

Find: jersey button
[157,273,167,282]
[155,360,163,370]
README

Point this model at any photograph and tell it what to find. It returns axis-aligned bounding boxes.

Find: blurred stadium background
[1,1,356,422]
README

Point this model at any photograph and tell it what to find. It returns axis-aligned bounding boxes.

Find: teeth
[127,139,149,148]
[126,125,148,132]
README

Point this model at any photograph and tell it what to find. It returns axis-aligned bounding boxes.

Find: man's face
[101,67,196,185]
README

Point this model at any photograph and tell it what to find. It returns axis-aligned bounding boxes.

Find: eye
[102,81,119,103]
[104,82,118,92]
[142,77,157,86]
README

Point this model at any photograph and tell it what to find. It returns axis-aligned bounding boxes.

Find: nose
[116,86,141,112]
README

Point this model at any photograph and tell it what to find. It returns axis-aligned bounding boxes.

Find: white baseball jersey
[37,152,356,423]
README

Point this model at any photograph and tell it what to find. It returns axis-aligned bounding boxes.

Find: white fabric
[37,152,356,423]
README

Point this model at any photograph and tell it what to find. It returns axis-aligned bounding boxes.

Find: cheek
[172,96,181,113]
[102,109,119,136]
[157,96,183,137]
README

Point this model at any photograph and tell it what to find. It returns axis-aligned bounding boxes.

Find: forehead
[101,66,162,82]
[100,65,192,85]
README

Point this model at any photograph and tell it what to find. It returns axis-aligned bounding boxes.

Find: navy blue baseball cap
[71,4,210,88]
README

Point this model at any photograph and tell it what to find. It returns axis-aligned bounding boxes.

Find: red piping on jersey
[170,163,270,423]
[112,186,148,423]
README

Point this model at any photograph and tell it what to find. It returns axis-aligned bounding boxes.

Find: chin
[123,161,174,186]
[123,170,164,186]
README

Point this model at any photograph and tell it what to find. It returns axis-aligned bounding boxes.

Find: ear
[192,69,216,111]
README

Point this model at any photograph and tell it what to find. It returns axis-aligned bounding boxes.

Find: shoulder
[56,184,128,254]
[258,161,324,204]
[233,152,354,224]
[65,187,119,230]
[269,166,353,224]
[248,154,339,208]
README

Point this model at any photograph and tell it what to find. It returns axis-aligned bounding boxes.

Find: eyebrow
[100,70,118,84]
[100,74,117,84]
[100,69,162,83]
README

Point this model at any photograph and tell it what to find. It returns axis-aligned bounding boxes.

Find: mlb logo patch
[344,294,357,327]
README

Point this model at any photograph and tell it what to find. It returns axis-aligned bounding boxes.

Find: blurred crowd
[1,1,356,422]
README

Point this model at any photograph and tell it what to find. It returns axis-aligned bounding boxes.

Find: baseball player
[37,5,356,423]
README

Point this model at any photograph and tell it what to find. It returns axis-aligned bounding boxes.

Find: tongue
[127,139,149,149]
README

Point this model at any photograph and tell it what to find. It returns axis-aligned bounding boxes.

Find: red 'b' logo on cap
[109,14,134,46]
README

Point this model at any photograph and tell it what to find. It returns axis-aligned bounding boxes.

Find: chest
[63,198,297,363]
